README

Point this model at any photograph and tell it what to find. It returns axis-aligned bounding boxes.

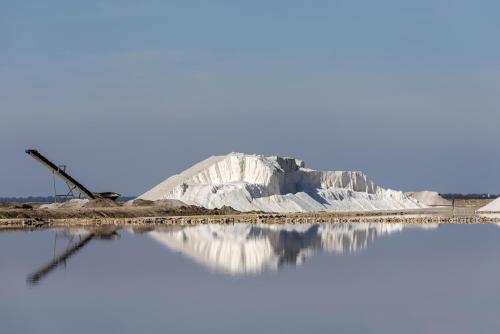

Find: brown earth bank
[1,201,499,231]
[0,203,241,220]
[0,202,482,221]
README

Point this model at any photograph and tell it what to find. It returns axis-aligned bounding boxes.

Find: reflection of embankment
[149,223,438,275]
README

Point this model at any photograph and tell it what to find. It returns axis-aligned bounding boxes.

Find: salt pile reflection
[149,223,438,275]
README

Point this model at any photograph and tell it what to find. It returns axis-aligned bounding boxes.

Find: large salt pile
[139,153,424,212]
[478,197,500,212]
[406,191,451,207]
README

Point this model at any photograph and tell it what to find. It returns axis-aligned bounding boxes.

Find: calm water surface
[1,223,500,334]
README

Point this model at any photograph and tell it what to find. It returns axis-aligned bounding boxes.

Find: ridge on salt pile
[406,191,451,207]
[478,197,500,212]
[139,152,424,212]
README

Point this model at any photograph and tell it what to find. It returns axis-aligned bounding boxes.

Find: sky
[1,0,499,196]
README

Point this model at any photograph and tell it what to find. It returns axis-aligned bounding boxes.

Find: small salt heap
[406,191,451,207]
[478,197,500,212]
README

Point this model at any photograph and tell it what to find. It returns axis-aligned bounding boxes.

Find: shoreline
[1,207,499,231]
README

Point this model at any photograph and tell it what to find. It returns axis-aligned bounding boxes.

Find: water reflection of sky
[1,224,500,334]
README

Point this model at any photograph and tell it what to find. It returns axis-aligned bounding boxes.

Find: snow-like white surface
[149,223,438,274]
[478,198,500,212]
[406,191,451,207]
[140,153,424,212]
[39,199,89,209]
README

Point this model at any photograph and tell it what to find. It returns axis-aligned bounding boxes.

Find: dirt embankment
[0,200,447,221]
[2,211,500,232]
[0,200,241,220]
[1,199,499,231]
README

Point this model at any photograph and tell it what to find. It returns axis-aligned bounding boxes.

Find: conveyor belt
[25,149,96,199]
[27,233,95,285]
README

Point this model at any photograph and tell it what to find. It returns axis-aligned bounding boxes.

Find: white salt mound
[406,191,451,207]
[478,197,500,212]
[139,152,424,212]
[124,198,187,208]
[39,199,89,209]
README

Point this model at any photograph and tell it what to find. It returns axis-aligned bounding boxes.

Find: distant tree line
[0,196,136,203]
[2,194,497,203]
[0,196,55,203]
[440,193,499,200]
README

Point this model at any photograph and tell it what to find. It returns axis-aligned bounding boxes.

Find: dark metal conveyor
[25,149,120,201]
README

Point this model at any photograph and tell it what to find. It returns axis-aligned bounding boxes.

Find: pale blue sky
[1,0,499,196]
